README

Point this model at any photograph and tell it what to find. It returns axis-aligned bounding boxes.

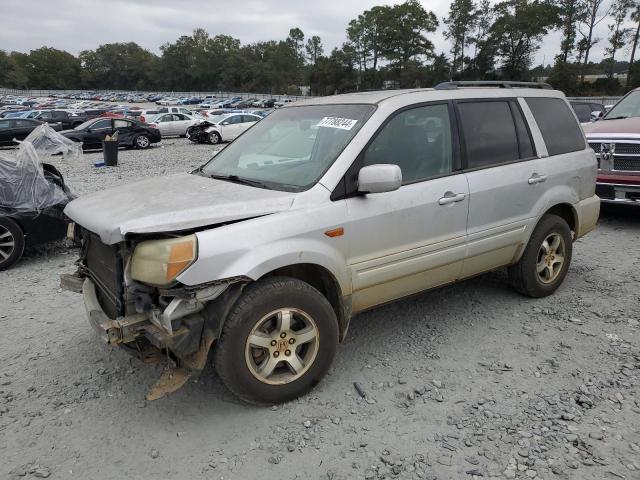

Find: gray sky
[0,0,635,67]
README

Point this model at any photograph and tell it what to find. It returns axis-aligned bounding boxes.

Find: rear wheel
[508,214,573,297]
[208,132,221,144]
[0,218,25,271]
[134,134,150,149]
[214,277,338,405]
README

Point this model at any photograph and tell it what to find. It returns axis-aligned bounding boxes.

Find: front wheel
[508,214,573,298]
[214,277,338,405]
[0,217,25,271]
[208,131,221,144]
[134,134,150,149]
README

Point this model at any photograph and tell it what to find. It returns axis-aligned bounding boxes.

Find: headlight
[131,234,197,286]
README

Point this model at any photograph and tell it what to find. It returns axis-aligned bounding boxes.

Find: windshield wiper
[209,173,271,189]
[603,116,629,120]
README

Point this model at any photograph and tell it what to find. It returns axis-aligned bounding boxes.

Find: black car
[570,101,606,123]
[60,118,161,150]
[0,118,62,147]
[35,110,88,129]
[0,163,73,271]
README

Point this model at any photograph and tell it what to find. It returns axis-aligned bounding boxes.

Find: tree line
[1,0,639,96]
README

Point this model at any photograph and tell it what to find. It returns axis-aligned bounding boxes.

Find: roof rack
[434,81,553,90]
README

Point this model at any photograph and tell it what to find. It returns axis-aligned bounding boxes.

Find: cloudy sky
[0,0,635,67]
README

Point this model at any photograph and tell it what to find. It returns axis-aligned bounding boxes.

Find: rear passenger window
[526,98,585,156]
[457,101,524,168]
[364,103,452,184]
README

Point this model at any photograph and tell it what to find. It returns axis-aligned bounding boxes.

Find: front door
[85,119,114,148]
[344,103,469,312]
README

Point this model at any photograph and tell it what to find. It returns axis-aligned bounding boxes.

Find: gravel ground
[1,139,639,480]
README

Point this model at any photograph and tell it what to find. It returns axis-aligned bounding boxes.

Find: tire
[208,131,221,144]
[134,134,151,149]
[0,217,25,271]
[508,214,573,298]
[214,277,339,405]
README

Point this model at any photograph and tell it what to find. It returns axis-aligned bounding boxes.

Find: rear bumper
[596,181,640,206]
[575,195,600,238]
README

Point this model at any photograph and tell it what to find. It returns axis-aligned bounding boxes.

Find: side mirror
[590,111,602,122]
[358,164,402,194]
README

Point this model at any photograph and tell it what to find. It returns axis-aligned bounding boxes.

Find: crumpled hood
[64,173,296,244]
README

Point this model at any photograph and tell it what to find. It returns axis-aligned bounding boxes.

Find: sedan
[202,113,261,144]
[60,118,161,150]
[149,113,199,137]
[0,118,62,147]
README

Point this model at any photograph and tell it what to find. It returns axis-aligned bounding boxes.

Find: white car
[62,82,599,405]
[203,113,261,144]
[149,113,199,137]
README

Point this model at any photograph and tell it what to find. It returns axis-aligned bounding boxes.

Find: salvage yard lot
[1,139,640,479]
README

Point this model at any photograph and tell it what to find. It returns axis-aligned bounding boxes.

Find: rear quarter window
[526,97,585,156]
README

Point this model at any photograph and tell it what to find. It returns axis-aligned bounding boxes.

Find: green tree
[606,0,633,77]
[490,0,560,80]
[578,0,610,81]
[444,0,477,78]
[469,0,497,78]
[557,0,582,63]
[379,0,439,73]
[627,3,640,86]
[305,35,324,64]
[81,42,158,90]
[23,47,81,89]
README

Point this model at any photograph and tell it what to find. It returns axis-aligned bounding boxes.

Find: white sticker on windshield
[316,117,358,130]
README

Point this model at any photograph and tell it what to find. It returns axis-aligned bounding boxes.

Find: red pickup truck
[583,88,640,206]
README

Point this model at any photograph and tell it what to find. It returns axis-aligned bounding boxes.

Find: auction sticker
[316,117,358,130]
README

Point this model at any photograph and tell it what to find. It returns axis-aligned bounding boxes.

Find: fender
[177,202,351,295]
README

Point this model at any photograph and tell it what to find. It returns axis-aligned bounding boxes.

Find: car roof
[293,87,565,108]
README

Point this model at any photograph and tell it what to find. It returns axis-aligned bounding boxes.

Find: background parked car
[149,113,199,137]
[0,118,62,146]
[61,118,161,150]
[35,110,87,129]
[570,101,606,124]
[200,112,261,144]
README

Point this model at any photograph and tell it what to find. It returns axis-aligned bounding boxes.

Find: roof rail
[434,81,553,90]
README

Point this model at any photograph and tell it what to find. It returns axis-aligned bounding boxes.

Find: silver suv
[62,82,600,404]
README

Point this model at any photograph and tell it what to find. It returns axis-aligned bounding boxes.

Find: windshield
[604,91,640,120]
[201,104,375,191]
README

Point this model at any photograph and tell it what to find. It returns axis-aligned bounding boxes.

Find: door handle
[528,173,547,185]
[438,192,466,205]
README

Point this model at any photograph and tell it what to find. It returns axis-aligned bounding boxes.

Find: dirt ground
[1,140,639,480]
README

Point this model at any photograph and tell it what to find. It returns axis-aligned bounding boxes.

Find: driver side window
[364,103,453,184]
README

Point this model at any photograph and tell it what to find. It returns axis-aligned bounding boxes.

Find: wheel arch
[543,203,578,236]
[260,263,352,342]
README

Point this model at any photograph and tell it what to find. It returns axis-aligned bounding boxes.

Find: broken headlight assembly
[131,234,197,287]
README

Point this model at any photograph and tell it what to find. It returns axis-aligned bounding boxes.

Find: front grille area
[589,142,640,155]
[589,141,640,173]
[83,232,124,319]
[614,157,640,171]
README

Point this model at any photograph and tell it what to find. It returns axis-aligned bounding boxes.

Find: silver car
[61,82,600,404]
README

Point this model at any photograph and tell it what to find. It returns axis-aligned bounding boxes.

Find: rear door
[456,98,543,279]
[113,119,136,145]
[345,102,469,312]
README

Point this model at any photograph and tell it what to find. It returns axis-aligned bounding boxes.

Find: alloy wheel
[244,308,320,385]
[0,225,15,263]
[536,232,565,284]
[136,136,150,148]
